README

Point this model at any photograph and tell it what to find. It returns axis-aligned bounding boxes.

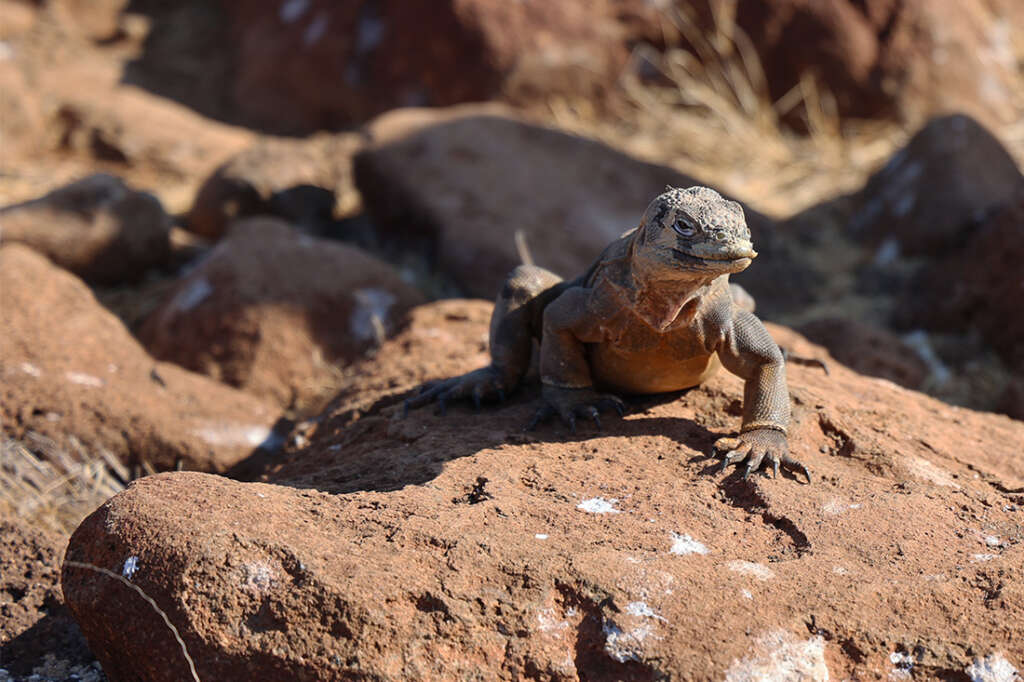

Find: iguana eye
[672,217,697,237]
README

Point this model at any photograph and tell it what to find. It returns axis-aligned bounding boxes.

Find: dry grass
[0,437,126,536]
[542,2,1022,218]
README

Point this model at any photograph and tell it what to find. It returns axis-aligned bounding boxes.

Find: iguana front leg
[715,310,811,482]
[530,287,624,432]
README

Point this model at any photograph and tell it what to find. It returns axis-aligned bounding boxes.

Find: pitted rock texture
[138,217,424,412]
[63,301,1024,681]
[355,104,772,299]
[0,244,278,471]
[849,114,1023,257]
[0,174,171,285]
[187,133,362,240]
[0,515,98,680]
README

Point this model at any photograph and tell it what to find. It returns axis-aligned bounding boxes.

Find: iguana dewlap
[406,186,810,482]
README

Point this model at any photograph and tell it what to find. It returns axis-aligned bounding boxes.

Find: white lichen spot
[669,532,708,555]
[972,553,996,562]
[66,372,103,388]
[966,653,1020,682]
[625,601,667,622]
[603,620,660,664]
[903,454,959,488]
[242,562,276,593]
[278,0,309,23]
[350,288,396,343]
[536,608,570,634]
[19,362,41,377]
[534,533,548,540]
[725,630,829,682]
[727,560,775,581]
[741,589,753,600]
[985,535,1001,547]
[170,277,213,312]
[192,423,272,447]
[577,497,620,514]
[121,556,139,579]
[303,12,328,46]
[832,566,849,575]
[890,651,915,679]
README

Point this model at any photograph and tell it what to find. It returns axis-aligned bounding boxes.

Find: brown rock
[63,301,1024,680]
[849,114,1023,256]
[899,190,1024,370]
[51,0,129,42]
[223,0,631,133]
[798,317,929,390]
[187,133,362,240]
[138,217,425,412]
[0,174,171,285]
[0,514,99,680]
[0,244,279,471]
[355,104,772,299]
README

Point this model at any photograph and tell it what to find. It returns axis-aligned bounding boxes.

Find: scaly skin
[405,186,811,482]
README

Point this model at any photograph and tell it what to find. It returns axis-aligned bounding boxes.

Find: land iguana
[405,186,811,482]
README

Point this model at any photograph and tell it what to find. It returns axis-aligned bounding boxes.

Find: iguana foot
[714,428,811,483]
[526,385,625,434]
[403,367,510,416]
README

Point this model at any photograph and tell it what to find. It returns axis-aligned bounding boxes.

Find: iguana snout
[637,186,756,276]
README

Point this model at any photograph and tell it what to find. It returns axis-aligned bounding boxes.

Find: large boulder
[138,217,425,412]
[222,0,632,133]
[848,114,1023,257]
[0,174,171,285]
[186,133,362,240]
[355,104,772,299]
[0,244,279,471]
[897,188,1024,370]
[63,300,1024,680]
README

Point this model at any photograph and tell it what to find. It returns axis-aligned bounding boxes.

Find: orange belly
[589,345,721,395]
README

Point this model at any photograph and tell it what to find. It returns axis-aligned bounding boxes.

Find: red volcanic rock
[63,300,1024,680]
[0,514,99,680]
[224,0,632,133]
[0,244,279,471]
[187,133,362,240]
[355,104,772,299]
[0,174,171,285]
[139,217,425,412]
[849,114,1023,256]
[899,189,1024,371]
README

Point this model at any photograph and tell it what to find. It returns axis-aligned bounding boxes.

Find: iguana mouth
[671,247,756,266]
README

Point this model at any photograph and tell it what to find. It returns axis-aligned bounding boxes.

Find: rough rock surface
[667,0,1024,127]
[222,0,632,133]
[138,217,425,412]
[63,300,1024,681]
[355,104,772,299]
[0,244,279,471]
[849,114,1023,256]
[898,189,1024,370]
[187,133,362,240]
[0,515,100,680]
[0,174,171,285]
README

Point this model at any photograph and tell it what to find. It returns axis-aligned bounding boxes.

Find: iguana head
[632,186,756,279]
